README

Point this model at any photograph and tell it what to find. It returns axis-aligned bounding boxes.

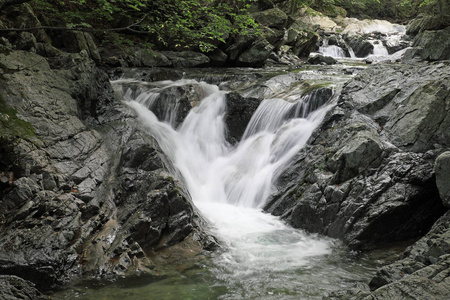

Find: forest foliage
[30,0,259,52]
[2,0,447,52]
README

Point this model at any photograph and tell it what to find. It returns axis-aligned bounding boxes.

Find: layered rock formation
[0,47,215,296]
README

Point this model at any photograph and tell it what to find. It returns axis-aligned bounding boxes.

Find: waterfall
[369,40,389,56]
[319,45,347,58]
[113,78,339,298]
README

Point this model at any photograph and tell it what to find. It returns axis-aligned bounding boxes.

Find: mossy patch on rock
[0,93,36,140]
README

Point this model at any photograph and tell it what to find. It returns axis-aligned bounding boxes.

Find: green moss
[301,82,332,96]
[0,93,36,140]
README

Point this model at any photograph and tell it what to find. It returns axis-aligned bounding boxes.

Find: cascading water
[317,38,347,58]
[369,40,389,56]
[100,76,378,299]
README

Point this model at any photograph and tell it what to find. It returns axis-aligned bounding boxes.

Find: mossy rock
[321,5,347,18]
[0,93,36,140]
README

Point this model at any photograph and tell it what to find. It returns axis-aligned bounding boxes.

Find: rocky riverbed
[0,1,449,299]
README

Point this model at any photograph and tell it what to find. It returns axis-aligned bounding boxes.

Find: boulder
[301,14,339,32]
[161,51,210,68]
[132,49,171,67]
[407,14,450,36]
[225,32,258,61]
[342,19,405,35]
[207,48,228,66]
[403,26,450,61]
[284,21,320,57]
[308,54,337,65]
[259,25,285,49]
[251,7,288,29]
[344,34,373,57]
[435,151,450,207]
[237,38,274,67]
[382,76,450,152]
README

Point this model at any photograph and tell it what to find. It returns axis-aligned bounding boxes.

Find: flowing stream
[54,67,401,299]
[125,78,333,298]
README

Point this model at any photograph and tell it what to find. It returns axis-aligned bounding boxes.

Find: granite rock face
[266,62,449,251]
[326,211,450,300]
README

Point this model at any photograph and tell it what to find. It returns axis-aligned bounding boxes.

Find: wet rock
[327,130,383,183]
[122,131,163,171]
[328,211,450,299]
[225,92,262,144]
[382,76,450,152]
[343,34,373,57]
[308,54,337,65]
[0,47,212,293]
[139,83,204,127]
[0,275,45,300]
[435,151,450,207]
[2,177,39,210]
[403,26,450,61]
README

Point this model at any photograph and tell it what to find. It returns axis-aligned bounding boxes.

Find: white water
[319,45,347,58]
[369,40,389,56]
[114,78,336,298]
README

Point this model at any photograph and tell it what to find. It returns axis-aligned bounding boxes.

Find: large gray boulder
[343,34,373,57]
[265,62,449,250]
[435,151,450,208]
[162,51,210,68]
[132,49,171,67]
[308,54,337,65]
[237,38,274,67]
[403,26,450,61]
[407,14,450,36]
[251,7,288,29]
